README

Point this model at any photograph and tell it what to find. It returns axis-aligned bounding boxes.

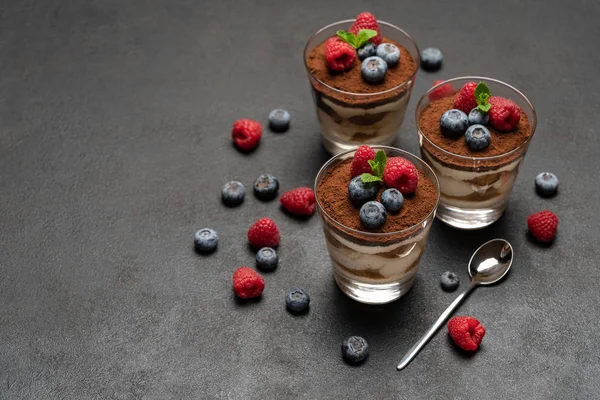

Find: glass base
[333,270,416,304]
[322,134,395,155]
[436,202,506,230]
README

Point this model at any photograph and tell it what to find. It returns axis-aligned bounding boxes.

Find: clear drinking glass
[314,146,440,304]
[304,20,419,155]
[416,77,537,230]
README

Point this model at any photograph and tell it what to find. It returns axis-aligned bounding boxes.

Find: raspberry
[325,37,356,72]
[232,267,265,299]
[350,145,376,177]
[429,80,455,101]
[453,81,478,113]
[488,96,521,131]
[232,119,262,151]
[280,187,316,216]
[349,12,382,46]
[383,157,419,194]
[248,217,280,248]
[447,316,486,351]
[527,210,558,243]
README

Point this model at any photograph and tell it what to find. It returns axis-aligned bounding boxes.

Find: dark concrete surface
[1,1,599,399]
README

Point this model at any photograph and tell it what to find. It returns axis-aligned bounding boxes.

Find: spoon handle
[397,281,478,371]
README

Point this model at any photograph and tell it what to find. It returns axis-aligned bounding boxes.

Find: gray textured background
[1,1,599,399]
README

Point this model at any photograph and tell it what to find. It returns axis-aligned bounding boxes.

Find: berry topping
[535,172,559,197]
[440,271,460,291]
[286,288,310,314]
[256,247,278,271]
[351,145,376,177]
[440,109,469,139]
[360,56,387,83]
[194,228,218,253]
[383,157,419,194]
[342,336,369,364]
[465,124,492,150]
[429,80,455,101]
[248,217,280,248]
[468,108,490,125]
[453,81,478,113]
[280,187,316,216]
[268,109,291,132]
[527,210,558,243]
[381,188,404,214]
[357,43,376,60]
[349,12,382,45]
[489,96,521,131]
[348,176,379,207]
[232,267,265,299]
[325,37,356,72]
[232,119,262,151]
[420,47,443,71]
[253,173,279,201]
[375,43,400,67]
[447,316,486,351]
[221,181,246,207]
[360,201,387,229]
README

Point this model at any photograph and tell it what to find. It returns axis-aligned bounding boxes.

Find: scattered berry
[325,37,356,71]
[256,247,278,271]
[448,316,486,351]
[465,124,492,150]
[535,172,559,197]
[221,181,246,207]
[280,187,316,216]
[348,176,379,207]
[268,109,291,132]
[360,201,387,229]
[248,217,280,248]
[468,108,489,125]
[349,12,382,45]
[194,228,218,252]
[351,145,376,177]
[286,288,310,314]
[375,43,400,67]
[357,43,376,60]
[527,210,558,243]
[361,56,387,84]
[429,80,455,101]
[440,109,469,139]
[440,271,460,291]
[342,336,369,364]
[420,47,443,71]
[232,119,262,151]
[253,173,279,201]
[453,81,478,114]
[488,96,521,131]
[232,267,265,299]
[381,188,404,214]
[383,157,419,194]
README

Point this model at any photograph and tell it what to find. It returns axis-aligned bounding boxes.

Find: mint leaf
[361,173,383,183]
[368,159,377,170]
[474,82,491,112]
[336,30,358,48]
[373,150,386,167]
[356,29,378,48]
[479,103,492,112]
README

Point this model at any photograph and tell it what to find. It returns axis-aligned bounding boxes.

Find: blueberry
[358,43,376,60]
[268,109,291,132]
[286,288,310,314]
[440,109,469,139]
[253,173,279,201]
[376,43,401,67]
[535,172,559,197]
[342,336,369,364]
[465,124,492,150]
[360,201,387,229]
[381,188,404,214]
[221,181,245,206]
[440,271,460,291]
[194,228,218,253]
[468,108,490,125]
[420,47,443,71]
[361,56,388,84]
[348,176,379,207]
[256,247,278,271]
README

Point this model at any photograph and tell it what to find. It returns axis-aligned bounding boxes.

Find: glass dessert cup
[417,77,537,230]
[304,20,420,155]
[314,146,440,304]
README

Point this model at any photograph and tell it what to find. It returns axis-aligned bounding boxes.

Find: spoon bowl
[468,239,513,285]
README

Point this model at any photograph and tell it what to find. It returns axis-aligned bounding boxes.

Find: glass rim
[303,19,420,97]
[313,145,440,237]
[416,76,538,161]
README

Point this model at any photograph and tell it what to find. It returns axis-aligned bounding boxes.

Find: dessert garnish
[280,187,316,216]
[535,172,559,197]
[348,12,382,45]
[381,188,403,214]
[233,267,265,299]
[420,47,443,71]
[357,42,376,60]
[453,81,479,113]
[350,145,377,177]
[336,28,378,50]
[527,210,558,243]
[286,288,310,314]
[447,316,486,351]
[440,109,469,138]
[194,228,219,253]
[222,180,246,207]
[360,56,387,83]
[382,156,419,194]
[465,124,491,150]
[359,200,387,229]
[256,247,278,271]
[268,108,291,132]
[375,43,400,66]
[253,173,279,201]
[232,118,262,151]
[348,175,378,207]
[342,336,369,364]
[325,36,356,71]
[440,271,460,291]
[248,217,280,248]
[488,96,521,131]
